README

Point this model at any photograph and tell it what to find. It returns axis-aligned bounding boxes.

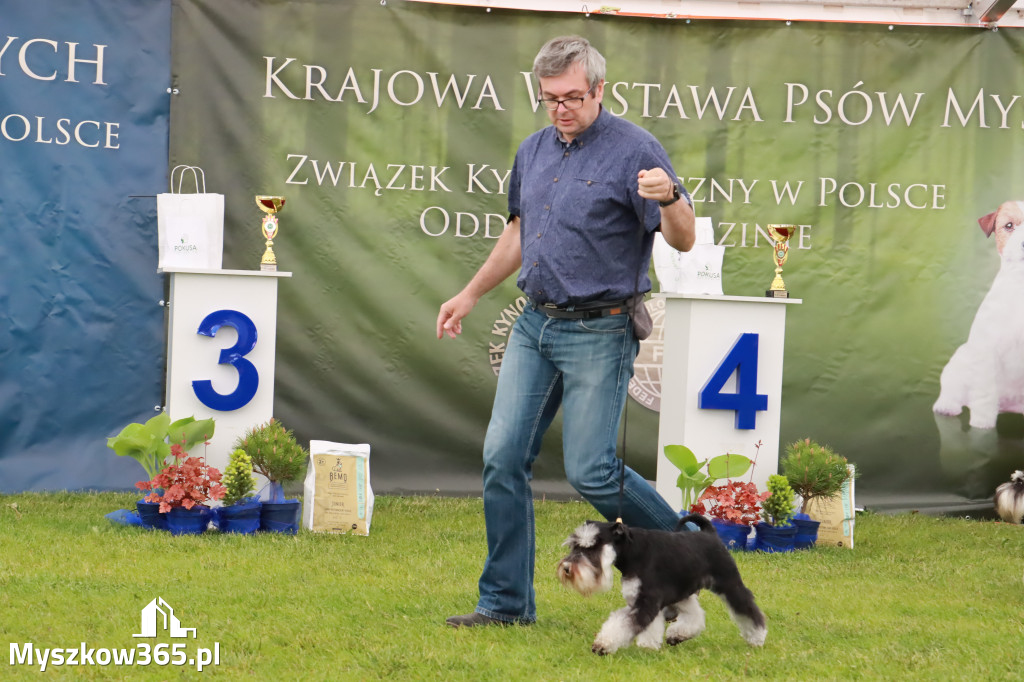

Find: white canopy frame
[405,0,1024,29]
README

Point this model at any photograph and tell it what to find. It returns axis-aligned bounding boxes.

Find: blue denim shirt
[508,107,691,307]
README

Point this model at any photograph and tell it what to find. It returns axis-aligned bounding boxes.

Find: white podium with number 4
[655,293,800,511]
[162,267,291,473]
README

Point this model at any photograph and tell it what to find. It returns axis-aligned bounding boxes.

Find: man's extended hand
[435,217,522,340]
[436,292,476,339]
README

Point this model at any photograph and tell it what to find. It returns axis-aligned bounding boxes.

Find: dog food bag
[805,464,856,549]
[302,441,374,535]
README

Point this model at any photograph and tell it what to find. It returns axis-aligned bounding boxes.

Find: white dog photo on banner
[933,201,1024,429]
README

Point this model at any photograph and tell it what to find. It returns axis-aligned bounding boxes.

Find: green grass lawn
[1,492,1022,681]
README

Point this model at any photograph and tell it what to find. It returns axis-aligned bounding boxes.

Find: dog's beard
[558,544,615,596]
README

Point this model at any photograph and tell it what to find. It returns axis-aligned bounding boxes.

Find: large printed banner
[166,1,1023,508]
[0,1,170,492]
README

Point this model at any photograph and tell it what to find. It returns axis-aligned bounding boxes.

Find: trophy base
[260,263,278,272]
[765,289,790,299]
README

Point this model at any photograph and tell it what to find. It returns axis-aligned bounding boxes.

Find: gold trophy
[766,224,796,298]
[255,195,285,271]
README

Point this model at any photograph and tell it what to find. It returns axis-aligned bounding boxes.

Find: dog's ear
[611,521,631,543]
[978,210,997,237]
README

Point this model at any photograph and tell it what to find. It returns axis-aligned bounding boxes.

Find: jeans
[474,305,680,624]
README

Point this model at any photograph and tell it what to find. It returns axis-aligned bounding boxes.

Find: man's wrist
[659,181,682,207]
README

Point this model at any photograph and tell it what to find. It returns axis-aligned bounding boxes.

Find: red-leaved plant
[691,481,770,526]
[137,442,226,513]
[689,440,770,526]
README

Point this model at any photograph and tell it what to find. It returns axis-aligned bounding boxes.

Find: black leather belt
[531,298,629,319]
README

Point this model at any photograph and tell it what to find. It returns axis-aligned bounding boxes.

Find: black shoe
[445,612,508,628]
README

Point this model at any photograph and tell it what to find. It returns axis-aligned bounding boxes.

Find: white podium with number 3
[162,267,291,473]
[655,293,800,511]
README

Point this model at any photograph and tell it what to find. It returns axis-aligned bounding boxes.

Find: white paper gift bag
[653,217,724,295]
[157,165,224,269]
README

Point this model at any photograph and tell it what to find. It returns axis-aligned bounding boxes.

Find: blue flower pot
[136,499,168,531]
[260,499,300,534]
[754,522,797,553]
[792,514,821,549]
[216,499,262,534]
[166,506,212,536]
[710,518,752,551]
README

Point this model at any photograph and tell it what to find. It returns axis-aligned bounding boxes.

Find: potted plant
[689,440,770,550]
[106,413,215,530]
[782,438,856,548]
[216,448,261,534]
[664,444,756,512]
[693,480,769,550]
[754,474,797,553]
[234,418,308,534]
[137,442,225,535]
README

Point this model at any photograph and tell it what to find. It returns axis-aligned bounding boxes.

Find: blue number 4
[192,309,259,411]
[698,333,768,430]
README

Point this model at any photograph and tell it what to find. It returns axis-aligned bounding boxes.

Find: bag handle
[170,165,207,194]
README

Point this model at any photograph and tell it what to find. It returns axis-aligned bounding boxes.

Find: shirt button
[537,232,541,237]
[544,205,550,210]
[587,181,593,185]
[553,177,558,182]
[563,152,569,158]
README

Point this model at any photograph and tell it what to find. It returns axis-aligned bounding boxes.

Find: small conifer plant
[781,438,854,514]
[233,419,307,499]
[761,474,796,527]
[221,448,256,506]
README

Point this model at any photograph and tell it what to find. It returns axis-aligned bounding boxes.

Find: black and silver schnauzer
[558,513,767,654]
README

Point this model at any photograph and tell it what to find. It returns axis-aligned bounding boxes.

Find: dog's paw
[741,623,768,647]
[745,631,767,647]
[931,399,963,417]
[666,632,695,646]
[968,413,998,430]
[665,605,705,645]
[634,627,664,650]
[591,641,615,656]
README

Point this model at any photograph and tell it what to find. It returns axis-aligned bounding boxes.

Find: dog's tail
[676,513,715,534]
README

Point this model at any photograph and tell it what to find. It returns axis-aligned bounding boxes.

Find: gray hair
[533,36,606,89]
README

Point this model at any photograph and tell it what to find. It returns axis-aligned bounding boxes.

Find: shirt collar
[551,105,609,149]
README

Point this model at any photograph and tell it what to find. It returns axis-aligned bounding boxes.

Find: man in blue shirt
[437,35,696,628]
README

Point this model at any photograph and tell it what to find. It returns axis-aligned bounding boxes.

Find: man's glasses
[537,86,595,111]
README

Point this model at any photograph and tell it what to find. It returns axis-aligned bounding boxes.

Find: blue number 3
[192,309,259,411]
[698,332,768,430]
